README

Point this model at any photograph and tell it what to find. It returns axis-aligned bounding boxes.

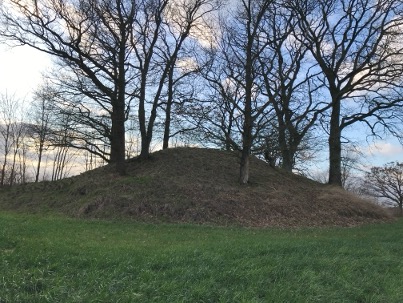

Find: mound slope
[0,147,391,227]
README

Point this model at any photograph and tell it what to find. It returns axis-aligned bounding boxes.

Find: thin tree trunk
[239,7,254,185]
[1,126,10,186]
[163,68,174,150]
[9,144,19,186]
[35,140,44,183]
[163,102,172,150]
[1,155,7,186]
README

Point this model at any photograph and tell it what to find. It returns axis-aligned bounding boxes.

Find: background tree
[8,113,28,185]
[290,0,403,186]
[363,162,403,216]
[29,85,55,182]
[50,113,76,181]
[0,93,27,186]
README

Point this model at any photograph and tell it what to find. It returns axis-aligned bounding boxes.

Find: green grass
[0,213,402,302]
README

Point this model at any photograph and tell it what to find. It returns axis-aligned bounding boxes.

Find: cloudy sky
[0,44,50,99]
[0,44,402,171]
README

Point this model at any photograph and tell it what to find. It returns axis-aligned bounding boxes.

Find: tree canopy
[1,0,403,185]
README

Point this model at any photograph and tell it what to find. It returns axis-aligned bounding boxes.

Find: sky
[0,44,51,99]
[1,43,403,174]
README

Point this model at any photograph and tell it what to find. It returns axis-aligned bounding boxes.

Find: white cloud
[359,140,403,169]
[365,141,403,157]
[0,44,51,98]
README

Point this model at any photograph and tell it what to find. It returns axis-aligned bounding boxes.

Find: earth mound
[0,147,391,227]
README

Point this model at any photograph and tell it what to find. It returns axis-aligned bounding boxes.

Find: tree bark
[111,33,128,175]
[110,105,126,175]
[239,148,250,184]
[328,97,342,186]
[163,67,174,150]
[281,150,294,172]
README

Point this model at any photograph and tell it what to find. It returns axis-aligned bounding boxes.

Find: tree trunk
[1,156,7,186]
[139,137,150,159]
[1,129,10,186]
[239,11,254,185]
[240,148,250,184]
[109,39,128,175]
[163,68,174,150]
[110,103,126,175]
[277,118,294,172]
[163,102,172,150]
[140,104,158,159]
[281,151,294,172]
[328,97,342,186]
[110,45,127,174]
[240,93,253,184]
[35,139,44,183]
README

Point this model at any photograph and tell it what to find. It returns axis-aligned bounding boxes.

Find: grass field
[0,213,402,302]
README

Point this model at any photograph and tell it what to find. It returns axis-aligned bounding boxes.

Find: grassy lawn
[0,213,402,302]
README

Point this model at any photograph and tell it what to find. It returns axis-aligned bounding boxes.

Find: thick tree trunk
[281,139,300,172]
[110,107,126,175]
[328,98,342,186]
[277,118,294,172]
[140,135,151,159]
[110,54,127,175]
[239,148,250,184]
[281,151,294,172]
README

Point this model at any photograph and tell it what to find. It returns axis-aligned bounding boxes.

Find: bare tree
[1,0,221,175]
[289,0,403,186]
[363,162,403,216]
[49,108,77,181]
[0,92,26,186]
[192,52,245,151]
[161,59,203,150]
[198,0,274,184]
[131,0,220,158]
[1,0,138,175]
[258,2,329,171]
[29,85,54,182]
[8,116,28,186]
